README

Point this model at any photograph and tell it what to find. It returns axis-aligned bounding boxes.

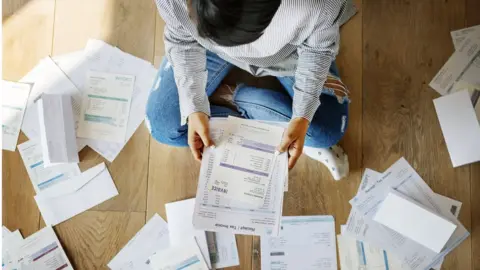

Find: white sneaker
[303,145,349,180]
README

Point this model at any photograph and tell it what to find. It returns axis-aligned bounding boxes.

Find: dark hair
[190,0,281,47]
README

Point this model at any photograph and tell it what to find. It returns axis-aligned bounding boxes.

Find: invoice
[2,80,31,151]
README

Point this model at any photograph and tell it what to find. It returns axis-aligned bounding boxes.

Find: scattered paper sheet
[108,214,170,270]
[2,230,24,270]
[208,117,285,206]
[2,80,31,151]
[451,25,480,50]
[193,119,287,236]
[430,31,480,95]
[18,140,81,194]
[148,239,209,270]
[433,90,480,167]
[35,162,118,225]
[38,94,79,166]
[206,232,239,269]
[348,158,470,270]
[165,198,211,269]
[261,216,337,270]
[10,226,73,270]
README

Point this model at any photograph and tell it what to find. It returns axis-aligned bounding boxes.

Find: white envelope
[35,162,118,226]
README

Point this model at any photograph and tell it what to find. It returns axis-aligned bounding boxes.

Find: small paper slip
[165,198,211,269]
[206,232,239,269]
[3,230,24,270]
[208,116,285,206]
[18,140,81,194]
[451,25,480,50]
[2,80,31,151]
[261,216,337,270]
[108,214,170,270]
[77,71,135,143]
[433,90,480,167]
[10,226,73,270]
[35,162,118,226]
[373,189,457,253]
[38,94,79,166]
[429,31,480,95]
[148,239,209,270]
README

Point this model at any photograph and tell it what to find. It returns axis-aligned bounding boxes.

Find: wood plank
[363,0,471,269]
[466,1,480,269]
[2,0,55,237]
[52,0,157,211]
[52,211,145,269]
[2,0,32,18]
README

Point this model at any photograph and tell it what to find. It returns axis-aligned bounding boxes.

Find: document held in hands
[2,80,31,151]
[208,117,285,206]
[38,94,79,166]
[373,189,457,253]
[18,140,81,193]
[35,162,118,225]
[77,71,135,143]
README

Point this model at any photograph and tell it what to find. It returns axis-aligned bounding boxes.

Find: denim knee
[305,114,348,148]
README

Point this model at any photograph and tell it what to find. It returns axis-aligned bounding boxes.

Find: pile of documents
[108,204,240,270]
[429,24,480,167]
[2,226,73,270]
[337,158,469,270]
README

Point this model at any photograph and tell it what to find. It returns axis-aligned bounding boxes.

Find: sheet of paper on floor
[53,39,157,161]
[430,31,480,95]
[2,229,24,270]
[433,90,480,167]
[205,231,240,269]
[348,158,470,270]
[165,198,211,269]
[2,80,31,151]
[208,117,285,206]
[193,119,286,236]
[261,216,337,270]
[35,162,118,226]
[108,214,170,270]
[18,140,81,194]
[451,25,480,50]
[148,239,209,270]
[20,56,87,151]
[38,94,79,166]
[9,226,73,270]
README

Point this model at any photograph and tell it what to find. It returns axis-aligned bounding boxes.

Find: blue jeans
[145,51,349,148]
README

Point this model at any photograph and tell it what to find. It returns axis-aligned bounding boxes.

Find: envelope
[35,162,118,226]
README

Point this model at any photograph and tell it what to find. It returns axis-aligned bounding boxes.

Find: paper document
[77,71,135,143]
[430,31,480,95]
[108,214,170,270]
[193,119,287,236]
[451,25,480,50]
[165,199,211,269]
[208,116,285,205]
[20,56,86,151]
[10,226,73,270]
[18,140,81,193]
[38,94,79,166]
[433,90,480,167]
[349,157,470,270]
[373,189,457,253]
[2,80,31,151]
[358,168,382,194]
[206,232,239,269]
[3,230,24,270]
[148,239,209,270]
[35,162,118,225]
[261,216,337,270]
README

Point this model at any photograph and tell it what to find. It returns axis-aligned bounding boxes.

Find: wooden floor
[2,0,480,269]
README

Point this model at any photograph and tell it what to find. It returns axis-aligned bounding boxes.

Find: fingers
[197,127,214,148]
[188,129,202,162]
[278,133,295,153]
[288,146,302,169]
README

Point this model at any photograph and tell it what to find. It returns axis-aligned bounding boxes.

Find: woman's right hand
[187,112,214,161]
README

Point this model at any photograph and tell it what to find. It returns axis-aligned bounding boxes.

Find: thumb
[277,133,294,153]
[198,129,214,148]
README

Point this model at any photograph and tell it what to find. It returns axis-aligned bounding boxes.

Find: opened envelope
[35,162,118,226]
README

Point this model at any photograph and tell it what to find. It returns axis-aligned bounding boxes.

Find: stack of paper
[193,118,288,236]
[3,226,73,270]
[21,39,157,162]
[337,158,469,270]
[429,25,480,167]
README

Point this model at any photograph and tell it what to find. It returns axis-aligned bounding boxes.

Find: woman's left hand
[277,117,309,169]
